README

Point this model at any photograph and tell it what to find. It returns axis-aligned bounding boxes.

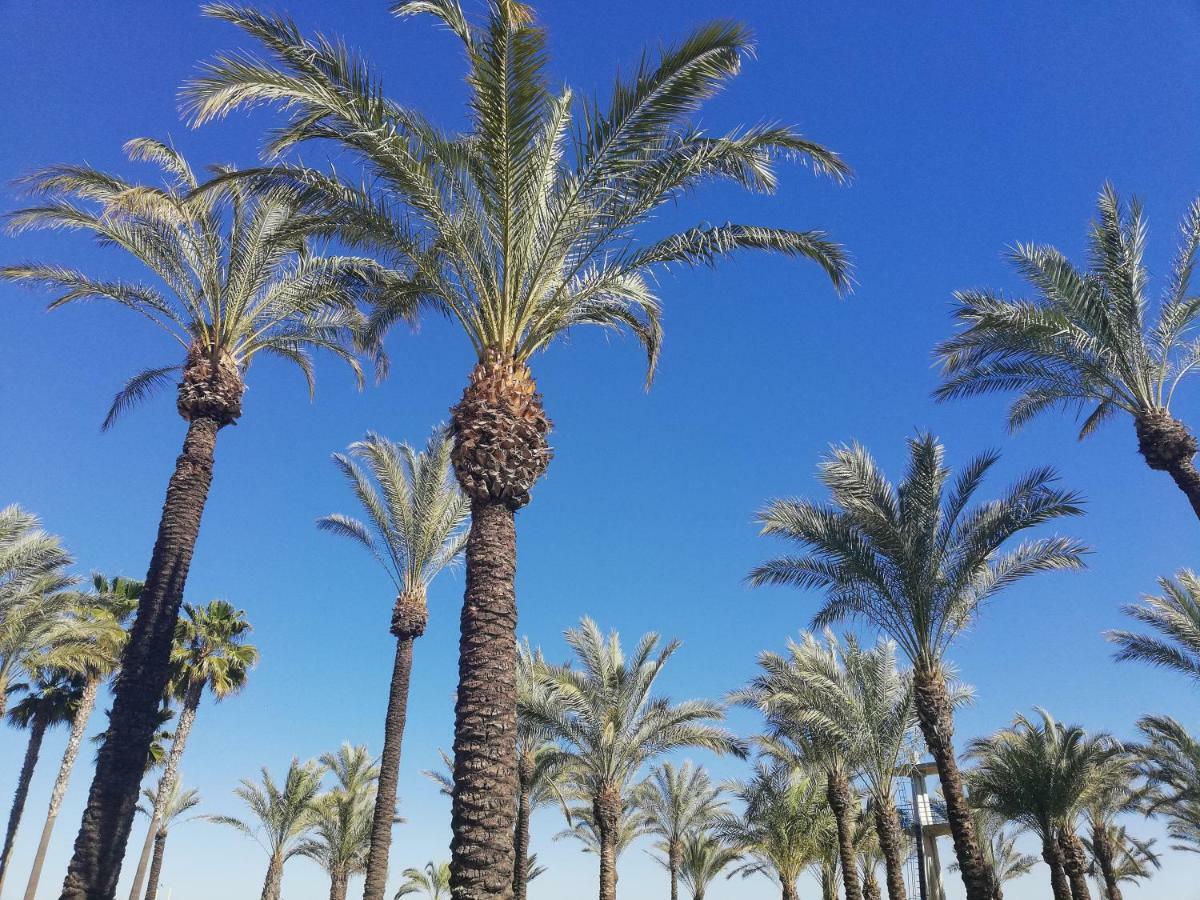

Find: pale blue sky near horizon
[1,1,1198,898]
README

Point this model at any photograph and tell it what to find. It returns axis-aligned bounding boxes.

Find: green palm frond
[1109,569,1200,683]
[1134,715,1200,854]
[171,600,258,701]
[209,758,323,858]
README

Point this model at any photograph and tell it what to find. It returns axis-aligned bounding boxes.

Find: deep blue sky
[2,2,1198,898]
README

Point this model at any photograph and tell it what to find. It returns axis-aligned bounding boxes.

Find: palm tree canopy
[934,185,1200,435]
[209,758,323,858]
[638,761,726,852]
[0,505,75,608]
[296,744,379,878]
[184,2,851,382]
[137,780,202,832]
[394,860,451,899]
[1,140,380,428]
[318,428,469,599]
[554,801,652,858]
[38,576,143,684]
[674,830,741,897]
[171,599,258,700]
[7,669,83,730]
[1109,569,1200,683]
[749,433,1087,671]
[1135,715,1200,854]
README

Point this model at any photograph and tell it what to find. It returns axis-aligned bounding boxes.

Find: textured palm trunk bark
[512,774,532,900]
[142,830,167,900]
[1041,833,1072,900]
[594,789,621,900]
[826,769,864,900]
[329,868,348,900]
[128,681,203,900]
[1135,410,1200,520]
[62,415,223,900]
[361,595,425,900]
[0,717,48,892]
[26,675,99,900]
[912,666,993,900]
[873,796,908,900]
[1091,823,1122,900]
[781,880,799,900]
[864,871,882,900]
[667,841,681,900]
[1058,830,1091,900]
[260,853,284,900]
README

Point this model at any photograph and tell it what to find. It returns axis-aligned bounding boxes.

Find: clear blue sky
[2,2,1198,898]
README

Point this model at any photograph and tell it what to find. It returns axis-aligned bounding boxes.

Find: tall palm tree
[298,745,381,900]
[638,762,726,900]
[395,861,451,900]
[134,779,201,900]
[520,618,743,900]
[933,186,1200,519]
[210,758,324,900]
[187,6,850,893]
[719,763,830,900]
[1134,715,1200,853]
[0,671,80,892]
[967,709,1119,900]
[1,140,375,900]
[673,830,740,900]
[1109,569,1200,683]
[318,429,468,900]
[953,808,1038,900]
[1083,825,1159,899]
[749,433,1087,900]
[127,600,258,900]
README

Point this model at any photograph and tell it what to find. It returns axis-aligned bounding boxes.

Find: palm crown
[171,600,258,701]
[1109,569,1200,684]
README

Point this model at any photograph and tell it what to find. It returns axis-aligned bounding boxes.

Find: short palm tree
[128,600,257,900]
[1134,715,1200,853]
[210,758,324,900]
[934,186,1200,519]
[298,745,380,900]
[674,830,740,900]
[134,779,201,900]
[521,618,743,900]
[1109,569,1200,683]
[554,799,652,864]
[954,808,1037,900]
[1079,751,1144,900]
[2,140,376,900]
[0,671,80,892]
[638,762,726,900]
[749,433,1086,900]
[318,429,467,900]
[967,709,1119,900]
[395,861,451,900]
[1084,825,1159,898]
[187,4,850,891]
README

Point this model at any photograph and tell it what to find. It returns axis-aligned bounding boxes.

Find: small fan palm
[297,744,380,900]
[638,762,726,900]
[749,433,1086,900]
[1109,569,1200,683]
[521,617,743,900]
[1134,715,1200,854]
[2,140,376,900]
[135,779,201,900]
[673,830,740,900]
[319,428,467,900]
[394,861,451,900]
[935,185,1200,519]
[210,758,324,900]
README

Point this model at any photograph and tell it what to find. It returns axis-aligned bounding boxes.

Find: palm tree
[749,433,1086,900]
[187,6,850,892]
[318,429,468,900]
[1134,715,1200,853]
[298,745,381,900]
[1108,570,1200,682]
[520,618,743,900]
[967,710,1119,900]
[1083,825,1159,899]
[2,141,375,900]
[554,800,652,866]
[719,763,830,900]
[134,779,201,900]
[673,831,740,900]
[933,186,1200,519]
[395,861,451,900]
[954,808,1038,900]
[210,758,324,900]
[1079,752,1144,900]
[127,600,258,900]
[0,671,80,892]
[638,762,726,900]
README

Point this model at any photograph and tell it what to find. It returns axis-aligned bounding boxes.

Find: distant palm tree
[319,429,467,900]
[934,186,1200,519]
[1134,715,1200,853]
[1079,751,1145,900]
[134,779,201,900]
[638,762,726,900]
[395,861,451,900]
[128,600,257,900]
[522,618,743,900]
[298,745,380,900]
[210,759,324,900]
[673,831,740,900]
[554,801,652,866]
[0,671,80,891]
[186,3,850,890]
[1109,570,1200,683]
[1083,824,1159,900]
[953,808,1037,900]
[750,434,1086,900]
[2,141,375,900]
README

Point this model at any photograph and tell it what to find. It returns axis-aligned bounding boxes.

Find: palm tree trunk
[1091,822,1122,900]
[512,780,532,900]
[24,675,100,900]
[781,879,799,900]
[128,681,203,900]
[667,840,681,900]
[912,665,993,900]
[361,595,426,900]
[1058,830,1091,900]
[873,795,908,900]
[0,717,48,892]
[260,852,284,900]
[61,415,222,900]
[142,829,167,900]
[1041,833,1072,900]
[1135,410,1200,520]
[593,788,621,900]
[329,868,348,900]
[825,768,864,900]
[864,870,882,900]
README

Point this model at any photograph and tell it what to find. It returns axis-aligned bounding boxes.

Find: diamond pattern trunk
[1134,410,1200,520]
